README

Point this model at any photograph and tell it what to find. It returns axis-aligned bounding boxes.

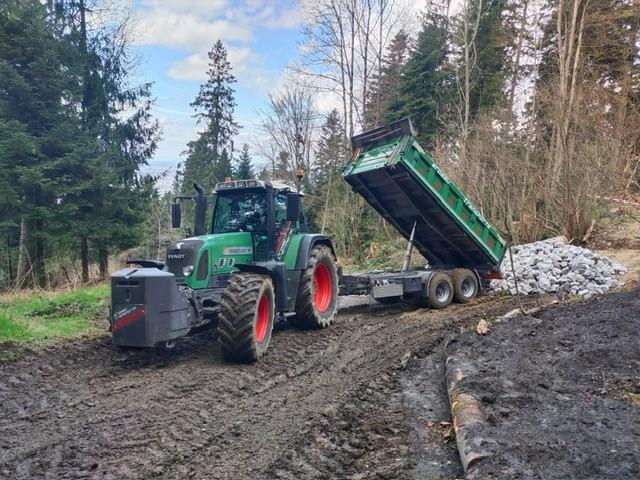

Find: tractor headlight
[182,265,194,277]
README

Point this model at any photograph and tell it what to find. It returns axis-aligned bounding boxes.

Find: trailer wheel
[451,269,478,303]
[217,273,275,363]
[292,245,338,329]
[427,272,454,309]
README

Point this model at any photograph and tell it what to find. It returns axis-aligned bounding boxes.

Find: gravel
[491,238,626,298]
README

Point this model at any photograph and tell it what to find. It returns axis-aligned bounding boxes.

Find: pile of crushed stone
[491,238,626,298]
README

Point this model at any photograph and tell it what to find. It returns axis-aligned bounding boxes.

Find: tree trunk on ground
[81,236,89,283]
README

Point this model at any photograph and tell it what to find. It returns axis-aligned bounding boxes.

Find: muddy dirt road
[0,295,522,480]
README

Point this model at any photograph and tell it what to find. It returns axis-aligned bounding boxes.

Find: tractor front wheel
[292,245,338,329]
[218,273,275,363]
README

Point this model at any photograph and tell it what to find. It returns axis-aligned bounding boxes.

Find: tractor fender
[294,235,336,270]
[235,261,290,312]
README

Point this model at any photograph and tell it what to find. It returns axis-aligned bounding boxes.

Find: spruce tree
[365,30,410,128]
[216,148,234,182]
[0,0,77,287]
[58,0,159,281]
[312,110,347,186]
[387,10,455,148]
[308,110,347,230]
[460,0,509,114]
[235,144,255,179]
[182,40,240,191]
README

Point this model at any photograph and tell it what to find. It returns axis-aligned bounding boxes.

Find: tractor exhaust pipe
[193,183,208,237]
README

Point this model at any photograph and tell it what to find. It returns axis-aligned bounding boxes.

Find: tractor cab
[166,180,306,288]
[210,179,306,262]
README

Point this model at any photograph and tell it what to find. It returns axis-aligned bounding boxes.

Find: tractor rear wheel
[451,269,478,303]
[292,245,338,329]
[217,273,275,363]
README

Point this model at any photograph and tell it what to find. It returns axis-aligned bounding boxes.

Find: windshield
[212,191,267,234]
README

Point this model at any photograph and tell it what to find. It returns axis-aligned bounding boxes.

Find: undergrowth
[0,284,109,347]
[341,237,428,272]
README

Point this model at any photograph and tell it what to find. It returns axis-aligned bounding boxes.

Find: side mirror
[171,203,181,228]
[286,192,300,221]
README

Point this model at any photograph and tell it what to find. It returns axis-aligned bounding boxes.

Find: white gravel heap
[491,239,626,298]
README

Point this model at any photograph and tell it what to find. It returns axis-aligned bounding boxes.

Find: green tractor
[110,180,339,362]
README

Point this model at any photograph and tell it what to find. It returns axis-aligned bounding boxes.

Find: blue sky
[129,0,304,181]
[127,0,423,186]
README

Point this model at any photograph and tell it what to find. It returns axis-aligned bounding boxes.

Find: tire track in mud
[0,295,521,480]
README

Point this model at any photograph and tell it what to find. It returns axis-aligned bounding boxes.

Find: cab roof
[214,179,303,195]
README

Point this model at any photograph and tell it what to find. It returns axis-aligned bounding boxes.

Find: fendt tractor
[111,180,339,362]
[110,118,506,362]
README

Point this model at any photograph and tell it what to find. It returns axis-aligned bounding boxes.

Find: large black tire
[291,245,338,329]
[451,268,478,304]
[427,272,454,309]
[217,273,275,363]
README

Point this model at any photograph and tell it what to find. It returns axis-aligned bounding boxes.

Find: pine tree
[216,148,234,182]
[387,10,455,148]
[57,0,160,281]
[235,144,255,179]
[307,110,347,230]
[0,0,78,288]
[460,0,509,115]
[312,110,347,186]
[365,30,410,128]
[182,40,240,191]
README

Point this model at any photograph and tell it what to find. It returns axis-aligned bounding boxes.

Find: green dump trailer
[340,118,506,308]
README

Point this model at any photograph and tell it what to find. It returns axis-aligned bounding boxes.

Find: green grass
[0,284,109,346]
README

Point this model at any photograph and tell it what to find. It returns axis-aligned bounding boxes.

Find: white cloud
[262,8,303,29]
[167,46,255,81]
[139,0,228,16]
[314,90,342,114]
[133,1,300,92]
[155,113,199,157]
[135,10,252,49]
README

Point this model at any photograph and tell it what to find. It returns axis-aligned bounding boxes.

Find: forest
[1,0,639,291]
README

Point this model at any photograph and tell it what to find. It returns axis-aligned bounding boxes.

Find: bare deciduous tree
[453,0,484,157]
[257,88,319,187]
[295,0,407,141]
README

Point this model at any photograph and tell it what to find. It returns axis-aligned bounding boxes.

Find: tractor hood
[166,232,256,288]
[165,238,204,278]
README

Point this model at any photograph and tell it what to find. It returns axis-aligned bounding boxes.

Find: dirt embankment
[0,295,525,480]
[445,288,640,480]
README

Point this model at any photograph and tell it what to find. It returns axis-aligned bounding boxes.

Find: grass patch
[0,284,109,346]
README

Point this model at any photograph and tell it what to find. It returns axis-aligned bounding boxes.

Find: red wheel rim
[255,294,270,343]
[314,263,332,313]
